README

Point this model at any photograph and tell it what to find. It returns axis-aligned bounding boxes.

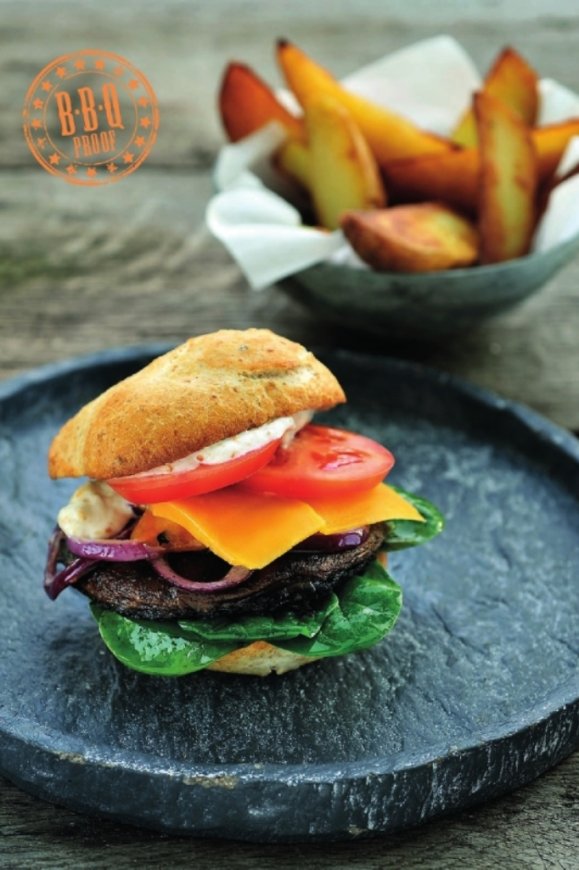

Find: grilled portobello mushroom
[75,524,385,619]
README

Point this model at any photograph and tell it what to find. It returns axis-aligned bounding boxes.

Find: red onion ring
[293,526,370,552]
[65,536,164,562]
[45,558,98,601]
[151,557,253,593]
[44,527,98,600]
[46,520,370,602]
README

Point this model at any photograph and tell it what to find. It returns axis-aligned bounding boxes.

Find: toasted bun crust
[207,641,320,675]
[49,329,345,480]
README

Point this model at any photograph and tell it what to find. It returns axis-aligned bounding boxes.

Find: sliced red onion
[45,526,64,574]
[46,519,369,604]
[65,536,164,562]
[151,557,253,593]
[293,526,370,553]
[45,558,98,601]
[44,527,98,600]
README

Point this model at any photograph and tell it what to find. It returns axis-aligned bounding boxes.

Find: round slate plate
[0,346,578,843]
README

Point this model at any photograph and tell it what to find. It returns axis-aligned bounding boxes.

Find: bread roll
[207,641,320,675]
[49,329,345,480]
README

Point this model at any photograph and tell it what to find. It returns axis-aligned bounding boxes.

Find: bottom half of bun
[207,641,320,676]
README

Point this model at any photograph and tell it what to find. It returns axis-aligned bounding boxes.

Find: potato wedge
[219,62,304,142]
[384,149,479,214]
[534,118,579,181]
[304,94,385,230]
[276,39,454,165]
[341,203,479,273]
[383,119,570,215]
[535,127,579,219]
[475,91,537,264]
[274,139,311,189]
[453,47,539,147]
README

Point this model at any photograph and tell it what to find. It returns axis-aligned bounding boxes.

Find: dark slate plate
[0,346,578,843]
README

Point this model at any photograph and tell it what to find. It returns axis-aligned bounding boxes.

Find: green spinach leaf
[178,596,339,643]
[91,561,402,674]
[275,562,402,658]
[383,488,444,551]
[92,606,239,676]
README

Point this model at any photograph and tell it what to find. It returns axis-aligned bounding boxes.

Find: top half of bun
[48,329,346,480]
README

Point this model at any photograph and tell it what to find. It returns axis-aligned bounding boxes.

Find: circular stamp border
[22,48,159,186]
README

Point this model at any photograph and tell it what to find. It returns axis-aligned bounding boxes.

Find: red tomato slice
[107,438,282,504]
[240,425,395,499]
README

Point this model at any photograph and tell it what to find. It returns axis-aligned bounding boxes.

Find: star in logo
[41,80,52,92]
[86,167,97,177]
[49,153,61,165]
[56,66,67,78]
[114,65,124,77]
[74,59,85,71]
[134,136,145,148]
[33,98,44,110]
[138,96,148,107]
[95,59,105,70]
[140,117,151,129]
[36,137,47,149]
[128,79,139,90]
[107,162,118,173]
[123,152,134,164]
[31,119,42,130]
[66,164,77,175]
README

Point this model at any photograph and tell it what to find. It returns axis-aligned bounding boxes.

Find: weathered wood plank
[2,0,579,167]
[2,169,579,431]
[0,168,327,372]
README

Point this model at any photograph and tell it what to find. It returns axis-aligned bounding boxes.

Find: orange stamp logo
[22,49,159,185]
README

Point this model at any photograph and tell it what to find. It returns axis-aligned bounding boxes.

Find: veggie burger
[46,329,443,676]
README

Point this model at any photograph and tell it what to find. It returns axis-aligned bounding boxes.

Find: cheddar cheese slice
[308,483,423,533]
[150,484,423,570]
[151,489,323,569]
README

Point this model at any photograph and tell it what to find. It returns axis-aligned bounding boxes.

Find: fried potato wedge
[453,47,539,147]
[276,39,454,165]
[341,203,479,273]
[384,149,479,214]
[475,91,538,264]
[219,62,304,143]
[304,94,385,230]
[534,118,579,180]
[384,119,574,214]
[274,139,311,189]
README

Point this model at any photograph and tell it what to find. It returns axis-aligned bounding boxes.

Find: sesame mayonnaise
[153,409,313,472]
[57,411,314,540]
[57,481,134,540]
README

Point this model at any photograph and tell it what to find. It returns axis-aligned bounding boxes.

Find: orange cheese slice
[308,483,423,533]
[151,489,323,569]
[131,510,201,550]
[150,484,423,569]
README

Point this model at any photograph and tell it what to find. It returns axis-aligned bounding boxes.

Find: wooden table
[1,1,578,866]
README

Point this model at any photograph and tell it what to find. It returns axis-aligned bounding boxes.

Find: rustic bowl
[279,233,579,341]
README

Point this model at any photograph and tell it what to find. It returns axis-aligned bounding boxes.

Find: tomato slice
[108,438,282,504]
[240,425,395,499]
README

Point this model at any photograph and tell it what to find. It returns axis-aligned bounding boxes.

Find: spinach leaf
[92,606,239,676]
[275,562,402,658]
[91,561,402,674]
[178,596,339,643]
[383,488,444,551]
